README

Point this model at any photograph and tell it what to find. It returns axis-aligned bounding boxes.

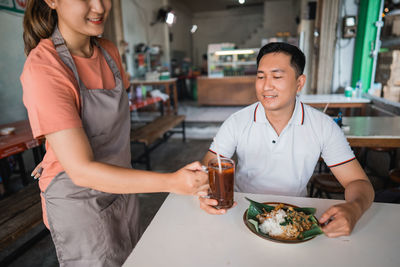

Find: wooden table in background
[129,97,163,112]
[131,79,178,114]
[343,116,400,148]
[299,94,371,115]
[0,120,43,161]
[197,76,257,106]
[0,120,44,191]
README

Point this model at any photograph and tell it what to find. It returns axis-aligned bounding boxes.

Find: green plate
[243,197,324,243]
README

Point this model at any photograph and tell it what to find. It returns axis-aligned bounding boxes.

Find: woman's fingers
[31,163,43,179]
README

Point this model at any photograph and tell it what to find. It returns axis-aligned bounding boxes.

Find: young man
[200,42,374,238]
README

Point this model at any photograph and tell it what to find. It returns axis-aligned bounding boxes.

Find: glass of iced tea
[208,158,235,209]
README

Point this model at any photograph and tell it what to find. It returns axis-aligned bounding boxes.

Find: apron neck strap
[51,26,86,91]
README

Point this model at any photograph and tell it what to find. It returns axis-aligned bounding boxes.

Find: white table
[343,116,400,147]
[298,94,371,115]
[124,193,400,267]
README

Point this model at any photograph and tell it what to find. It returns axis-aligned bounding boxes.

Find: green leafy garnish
[244,197,323,241]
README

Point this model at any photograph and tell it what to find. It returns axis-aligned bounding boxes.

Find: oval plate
[243,202,320,244]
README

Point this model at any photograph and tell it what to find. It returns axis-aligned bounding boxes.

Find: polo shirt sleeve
[209,115,237,158]
[320,117,355,168]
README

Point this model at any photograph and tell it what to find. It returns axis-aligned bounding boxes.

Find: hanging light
[239,0,245,4]
[190,25,198,34]
[151,7,176,26]
[166,12,176,25]
[215,49,254,56]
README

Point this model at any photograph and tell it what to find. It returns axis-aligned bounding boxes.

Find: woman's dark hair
[256,42,306,77]
[23,0,58,55]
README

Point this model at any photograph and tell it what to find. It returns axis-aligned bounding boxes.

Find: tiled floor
[2,138,212,267]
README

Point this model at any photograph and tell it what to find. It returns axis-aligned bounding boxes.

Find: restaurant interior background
[1,0,400,266]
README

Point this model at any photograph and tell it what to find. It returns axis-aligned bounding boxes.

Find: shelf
[207,46,259,77]
[381,37,400,48]
[210,61,256,66]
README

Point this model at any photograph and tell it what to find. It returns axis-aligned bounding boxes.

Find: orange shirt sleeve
[21,42,82,139]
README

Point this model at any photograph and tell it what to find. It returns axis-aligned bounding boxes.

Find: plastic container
[136,86,142,100]
[355,80,362,98]
[141,85,147,99]
[344,86,353,98]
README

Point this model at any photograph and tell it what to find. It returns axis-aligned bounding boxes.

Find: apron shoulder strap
[94,38,123,89]
[51,26,87,92]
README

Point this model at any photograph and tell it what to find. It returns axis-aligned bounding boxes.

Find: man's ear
[296,74,306,93]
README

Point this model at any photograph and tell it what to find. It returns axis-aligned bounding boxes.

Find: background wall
[169,0,193,62]
[191,0,300,67]
[0,11,26,124]
[262,0,299,38]
[121,0,170,74]
[192,6,264,66]
[331,0,358,92]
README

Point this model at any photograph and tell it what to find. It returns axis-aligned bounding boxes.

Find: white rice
[258,209,286,236]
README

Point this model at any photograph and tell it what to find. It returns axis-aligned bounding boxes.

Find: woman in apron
[21,1,208,266]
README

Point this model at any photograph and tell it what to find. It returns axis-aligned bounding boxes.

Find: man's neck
[265,102,296,136]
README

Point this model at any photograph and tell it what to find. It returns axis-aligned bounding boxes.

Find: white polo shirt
[209,98,355,197]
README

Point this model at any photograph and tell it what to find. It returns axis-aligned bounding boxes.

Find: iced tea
[208,158,234,209]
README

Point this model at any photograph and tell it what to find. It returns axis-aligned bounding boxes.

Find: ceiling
[174,0,265,13]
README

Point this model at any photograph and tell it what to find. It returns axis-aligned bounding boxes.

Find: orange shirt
[21,38,129,227]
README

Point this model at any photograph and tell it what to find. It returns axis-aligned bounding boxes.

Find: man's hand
[198,196,237,215]
[319,201,362,237]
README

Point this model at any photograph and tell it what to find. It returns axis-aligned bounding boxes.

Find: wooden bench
[131,115,186,170]
[0,182,49,265]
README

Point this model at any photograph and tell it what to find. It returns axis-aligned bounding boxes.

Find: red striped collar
[253,100,305,125]
[253,103,259,122]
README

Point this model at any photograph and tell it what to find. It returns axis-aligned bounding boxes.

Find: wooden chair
[365,147,397,171]
[389,168,400,185]
[309,173,344,199]
[374,169,400,204]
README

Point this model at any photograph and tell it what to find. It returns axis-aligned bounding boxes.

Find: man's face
[255,52,305,114]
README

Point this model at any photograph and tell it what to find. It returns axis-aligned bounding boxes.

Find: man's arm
[201,151,217,166]
[319,159,374,237]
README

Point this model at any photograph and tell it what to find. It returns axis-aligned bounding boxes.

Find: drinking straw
[213,137,222,172]
[323,102,330,113]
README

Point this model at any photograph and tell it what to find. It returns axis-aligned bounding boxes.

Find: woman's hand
[169,161,209,196]
[31,162,43,179]
[319,201,362,237]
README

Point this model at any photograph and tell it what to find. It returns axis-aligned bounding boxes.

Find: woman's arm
[46,127,208,195]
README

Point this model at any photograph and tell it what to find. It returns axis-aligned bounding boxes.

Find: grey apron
[42,27,140,267]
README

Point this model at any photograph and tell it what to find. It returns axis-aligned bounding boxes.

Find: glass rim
[208,157,234,167]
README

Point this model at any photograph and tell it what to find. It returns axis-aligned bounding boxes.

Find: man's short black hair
[256,42,306,77]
